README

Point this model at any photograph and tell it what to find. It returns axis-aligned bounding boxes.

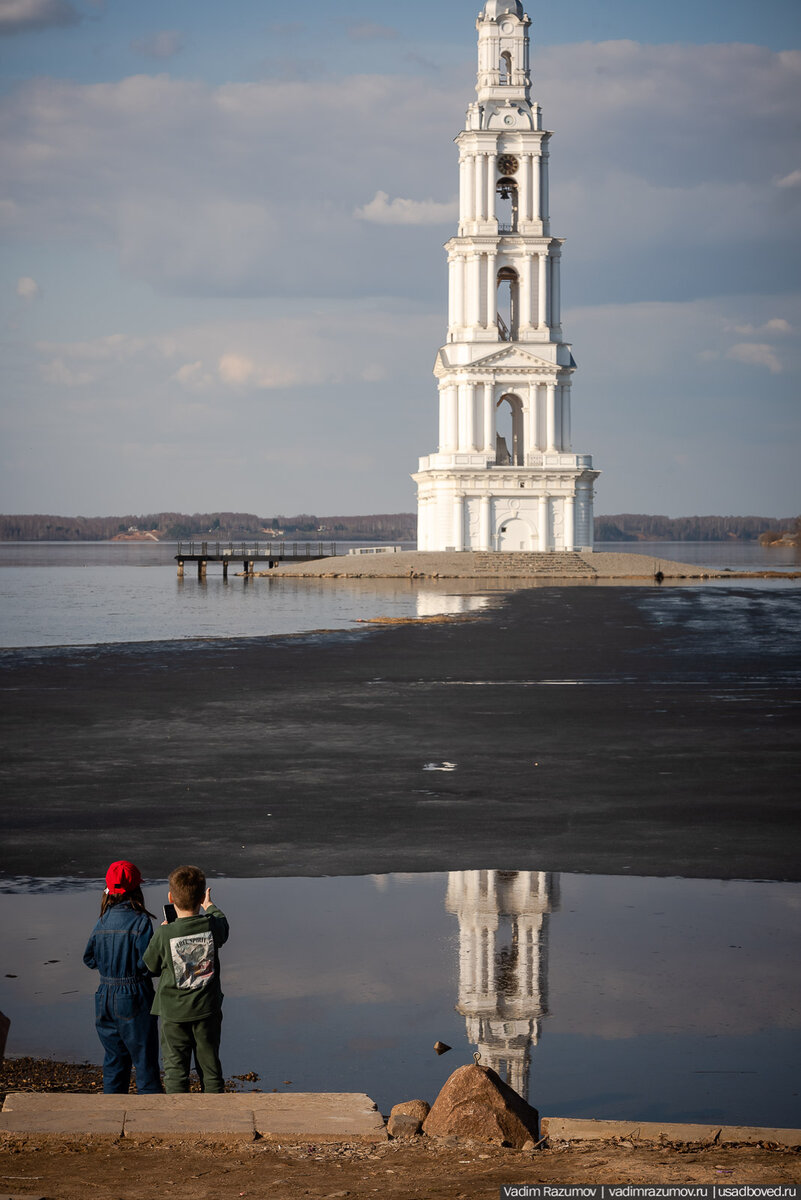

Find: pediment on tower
[435,344,560,377]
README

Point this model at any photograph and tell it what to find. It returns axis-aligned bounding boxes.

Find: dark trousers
[160,1011,223,1093]
[95,986,161,1094]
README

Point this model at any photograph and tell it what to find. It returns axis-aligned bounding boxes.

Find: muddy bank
[0,1128,799,1199]
[1,585,799,882]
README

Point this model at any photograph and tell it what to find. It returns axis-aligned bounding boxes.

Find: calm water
[1,870,798,1127]
[0,540,797,649]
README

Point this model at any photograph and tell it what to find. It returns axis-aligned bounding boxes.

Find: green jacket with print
[143,903,229,1022]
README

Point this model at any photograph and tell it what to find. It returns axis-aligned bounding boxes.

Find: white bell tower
[413,0,599,553]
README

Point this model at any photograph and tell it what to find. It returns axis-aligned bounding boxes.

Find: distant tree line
[594,514,799,542]
[1,511,797,544]
[0,511,418,542]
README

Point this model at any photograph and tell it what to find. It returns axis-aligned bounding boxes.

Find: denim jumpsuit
[83,901,161,1093]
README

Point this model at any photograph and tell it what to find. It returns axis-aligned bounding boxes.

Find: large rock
[388,1099,430,1137]
[422,1064,539,1148]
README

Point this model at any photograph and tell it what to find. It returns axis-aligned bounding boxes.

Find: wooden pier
[175,540,336,579]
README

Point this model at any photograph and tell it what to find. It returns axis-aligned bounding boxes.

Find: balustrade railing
[176,541,336,559]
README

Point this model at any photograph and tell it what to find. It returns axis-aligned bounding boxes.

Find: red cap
[105,860,142,895]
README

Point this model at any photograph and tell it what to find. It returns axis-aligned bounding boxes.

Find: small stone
[388,1112,424,1138]
[434,1041,452,1055]
[392,1099,431,1122]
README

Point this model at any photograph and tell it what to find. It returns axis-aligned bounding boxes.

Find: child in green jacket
[143,864,229,1093]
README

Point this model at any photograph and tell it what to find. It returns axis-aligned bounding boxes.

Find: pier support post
[198,560,206,580]
[222,560,228,581]
[177,560,184,579]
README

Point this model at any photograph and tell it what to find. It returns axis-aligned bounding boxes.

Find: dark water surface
[1,870,798,1128]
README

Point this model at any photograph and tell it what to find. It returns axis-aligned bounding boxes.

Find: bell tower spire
[413,2,599,554]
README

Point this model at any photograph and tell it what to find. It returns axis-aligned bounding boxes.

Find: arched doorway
[496,393,524,465]
[496,267,518,341]
[497,517,532,551]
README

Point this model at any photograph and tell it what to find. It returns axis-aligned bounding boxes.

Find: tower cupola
[480,0,524,16]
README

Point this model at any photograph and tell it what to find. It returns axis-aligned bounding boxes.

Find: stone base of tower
[413,457,598,553]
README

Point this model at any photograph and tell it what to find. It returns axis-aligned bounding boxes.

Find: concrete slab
[0,1093,125,1136]
[0,1092,386,1142]
[121,1094,255,1142]
[250,1093,388,1142]
[541,1117,801,1148]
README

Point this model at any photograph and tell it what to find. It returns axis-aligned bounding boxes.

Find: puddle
[0,871,799,1126]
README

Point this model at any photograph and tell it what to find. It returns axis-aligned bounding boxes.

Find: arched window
[496,177,518,233]
[500,51,512,84]
[496,267,519,341]
[496,393,524,465]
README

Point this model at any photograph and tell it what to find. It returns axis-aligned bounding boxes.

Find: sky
[1,0,800,520]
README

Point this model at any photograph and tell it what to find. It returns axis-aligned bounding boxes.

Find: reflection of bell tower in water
[446,870,558,1100]
[413,0,599,553]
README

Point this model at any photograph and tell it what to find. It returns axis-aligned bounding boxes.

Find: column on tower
[459,156,469,225]
[474,153,486,223]
[525,380,538,458]
[485,251,497,328]
[538,494,549,551]
[546,382,557,451]
[554,382,564,450]
[479,494,491,551]
[454,493,465,552]
[439,383,458,452]
[537,251,548,328]
[465,155,476,224]
[483,381,494,453]
[468,253,482,326]
[486,151,497,223]
[519,153,531,224]
[519,254,532,331]
[550,252,561,329]
[541,147,550,226]
[449,252,466,332]
[531,151,541,221]
[564,494,575,551]
[562,383,571,449]
[458,381,476,449]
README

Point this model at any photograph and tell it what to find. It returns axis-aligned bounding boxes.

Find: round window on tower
[498,154,518,175]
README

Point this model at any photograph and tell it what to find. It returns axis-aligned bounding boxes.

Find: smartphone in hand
[163,903,177,924]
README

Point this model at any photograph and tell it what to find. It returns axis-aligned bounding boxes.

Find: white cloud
[130,30,185,60]
[355,190,457,226]
[16,275,40,300]
[732,318,792,336]
[775,169,801,189]
[172,361,214,391]
[0,0,80,35]
[726,342,783,373]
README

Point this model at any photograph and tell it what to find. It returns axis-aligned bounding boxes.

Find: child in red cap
[83,860,161,1093]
